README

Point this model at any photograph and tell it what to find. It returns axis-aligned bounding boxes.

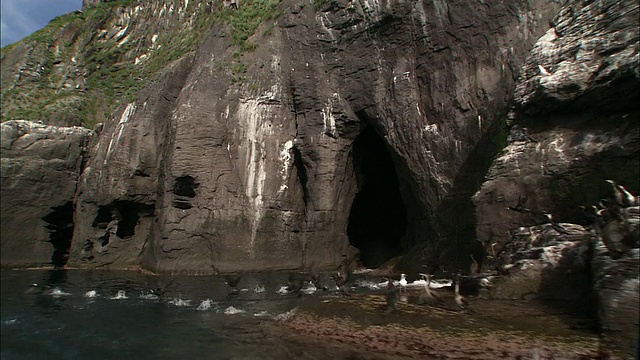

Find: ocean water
[0,269,337,360]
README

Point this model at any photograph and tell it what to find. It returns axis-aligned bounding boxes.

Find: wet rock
[591,204,639,357]
[474,0,639,355]
[473,0,640,267]
[0,120,91,267]
[515,0,640,115]
[482,223,593,303]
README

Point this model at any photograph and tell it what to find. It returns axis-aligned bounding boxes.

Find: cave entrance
[42,202,75,267]
[91,201,155,246]
[347,126,408,268]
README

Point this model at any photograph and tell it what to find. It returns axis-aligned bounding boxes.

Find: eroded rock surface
[65,0,561,274]
[473,0,639,356]
[0,120,92,267]
[482,223,593,303]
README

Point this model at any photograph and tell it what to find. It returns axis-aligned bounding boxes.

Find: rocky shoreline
[270,293,610,359]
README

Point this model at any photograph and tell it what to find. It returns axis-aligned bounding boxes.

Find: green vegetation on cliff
[1,0,283,128]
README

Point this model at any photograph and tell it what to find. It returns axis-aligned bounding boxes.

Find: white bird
[399,273,408,292]
[538,65,551,76]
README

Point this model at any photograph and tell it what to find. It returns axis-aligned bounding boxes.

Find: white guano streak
[105,103,136,164]
[237,99,274,254]
[279,140,294,192]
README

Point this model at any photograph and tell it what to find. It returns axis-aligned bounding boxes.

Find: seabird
[508,194,530,213]
[454,275,470,311]
[418,273,444,307]
[549,20,564,37]
[331,272,351,296]
[286,277,305,298]
[617,183,638,207]
[225,274,243,296]
[399,273,408,293]
[25,283,51,295]
[309,273,328,292]
[544,213,571,235]
[538,65,552,76]
[469,254,481,276]
[605,180,638,207]
[331,255,352,295]
[149,278,174,300]
[384,278,399,313]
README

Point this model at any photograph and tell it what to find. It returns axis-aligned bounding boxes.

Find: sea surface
[1,268,422,360]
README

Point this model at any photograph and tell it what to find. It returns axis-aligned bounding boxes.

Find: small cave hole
[291,146,310,205]
[173,175,198,209]
[92,201,155,245]
[41,202,75,267]
[347,126,408,268]
[173,175,199,198]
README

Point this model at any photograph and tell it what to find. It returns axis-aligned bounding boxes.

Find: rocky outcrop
[592,246,639,356]
[60,0,564,274]
[0,120,92,267]
[482,223,594,303]
[473,0,639,356]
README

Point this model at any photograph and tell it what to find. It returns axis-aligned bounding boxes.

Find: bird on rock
[418,273,444,307]
[384,278,399,314]
[399,273,408,293]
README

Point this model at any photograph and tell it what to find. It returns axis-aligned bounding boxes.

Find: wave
[196,299,214,311]
[224,306,245,315]
[275,307,297,321]
[110,290,127,300]
[84,290,98,298]
[168,298,191,307]
[139,292,159,300]
[48,287,72,297]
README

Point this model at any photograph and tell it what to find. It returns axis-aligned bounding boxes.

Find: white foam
[352,268,375,274]
[254,285,265,293]
[275,307,297,321]
[301,283,316,295]
[48,287,72,297]
[253,311,270,317]
[169,298,191,307]
[224,306,245,315]
[276,285,289,295]
[110,290,127,300]
[139,292,159,300]
[355,279,382,290]
[196,299,213,311]
[84,290,98,298]
[3,319,18,325]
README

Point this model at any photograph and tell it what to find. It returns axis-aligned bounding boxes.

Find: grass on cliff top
[1,0,285,128]
[217,0,282,49]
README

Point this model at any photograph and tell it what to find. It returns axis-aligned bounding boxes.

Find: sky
[1,0,83,48]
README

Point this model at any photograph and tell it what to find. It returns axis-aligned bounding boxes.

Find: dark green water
[0,269,340,360]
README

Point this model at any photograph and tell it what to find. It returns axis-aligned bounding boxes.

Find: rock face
[61,0,563,273]
[482,223,593,303]
[473,0,639,356]
[0,120,92,267]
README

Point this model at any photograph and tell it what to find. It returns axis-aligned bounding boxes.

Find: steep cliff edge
[48,0,560,274]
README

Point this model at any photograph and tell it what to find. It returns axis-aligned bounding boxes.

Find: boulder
[0,120,91,267]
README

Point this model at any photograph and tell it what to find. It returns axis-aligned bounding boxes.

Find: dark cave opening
[92,201,155,245]
[41,202,75,267]
[292,146,310,205]
[347,126,408,268]
[173,175,199,209]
